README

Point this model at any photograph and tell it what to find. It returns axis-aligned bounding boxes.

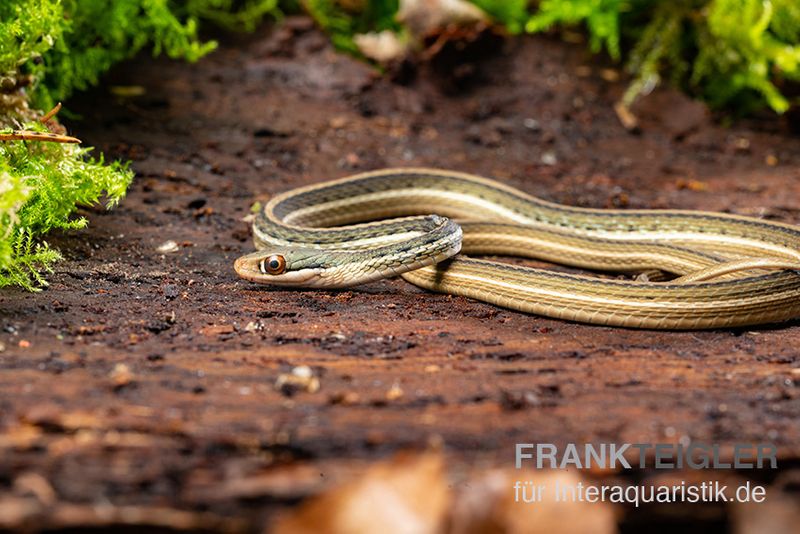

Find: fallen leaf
[271,452,449,534]
[354,31,409,63]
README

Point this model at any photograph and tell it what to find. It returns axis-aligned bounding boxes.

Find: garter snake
[234,168,800,329]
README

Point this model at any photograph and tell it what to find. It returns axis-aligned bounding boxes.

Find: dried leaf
[272,452,449,534]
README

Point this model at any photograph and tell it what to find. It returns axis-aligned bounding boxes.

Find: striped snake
[234,168,800,329]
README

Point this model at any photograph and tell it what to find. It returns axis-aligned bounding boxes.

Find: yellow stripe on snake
[234,168,800,329]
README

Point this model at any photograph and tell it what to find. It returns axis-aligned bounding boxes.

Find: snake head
[234,249,326,286]
[236,216,462,288]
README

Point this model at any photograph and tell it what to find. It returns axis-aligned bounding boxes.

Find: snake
[234,168,800,329]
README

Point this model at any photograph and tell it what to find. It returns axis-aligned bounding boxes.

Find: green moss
[693,0,800,113]
[1,0,282,290]
[185,0,284,32]
[526,0,800,113]
[527,0,624,59]
[470,0,529,34]
[0,129,134,290]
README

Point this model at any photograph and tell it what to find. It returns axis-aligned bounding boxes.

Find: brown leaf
[271,452,449,534]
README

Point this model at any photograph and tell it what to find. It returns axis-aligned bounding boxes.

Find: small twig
[0,131,81,144]
[614,101,639,132]
[39,102,62,123]
[0,103,81,144]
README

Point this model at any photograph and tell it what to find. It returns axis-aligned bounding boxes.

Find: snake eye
[261,254,286,275]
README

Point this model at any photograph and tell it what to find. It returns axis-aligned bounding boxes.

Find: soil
[2,16,800,533]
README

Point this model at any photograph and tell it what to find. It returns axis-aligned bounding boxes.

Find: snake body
[234,168,800,329]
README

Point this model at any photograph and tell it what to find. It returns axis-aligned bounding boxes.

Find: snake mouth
[234,253,322,286]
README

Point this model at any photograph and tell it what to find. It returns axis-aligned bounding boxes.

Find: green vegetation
[470,0,529,34]
[528,0,800,113]
[305,0,799,113]
[302,0,402,54]
[0,130,131,289]
[0,0,281,290]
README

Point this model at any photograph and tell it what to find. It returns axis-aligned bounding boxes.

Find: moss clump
[527,0,800,113]
[0,128,132,289]
[1,0,281,290]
